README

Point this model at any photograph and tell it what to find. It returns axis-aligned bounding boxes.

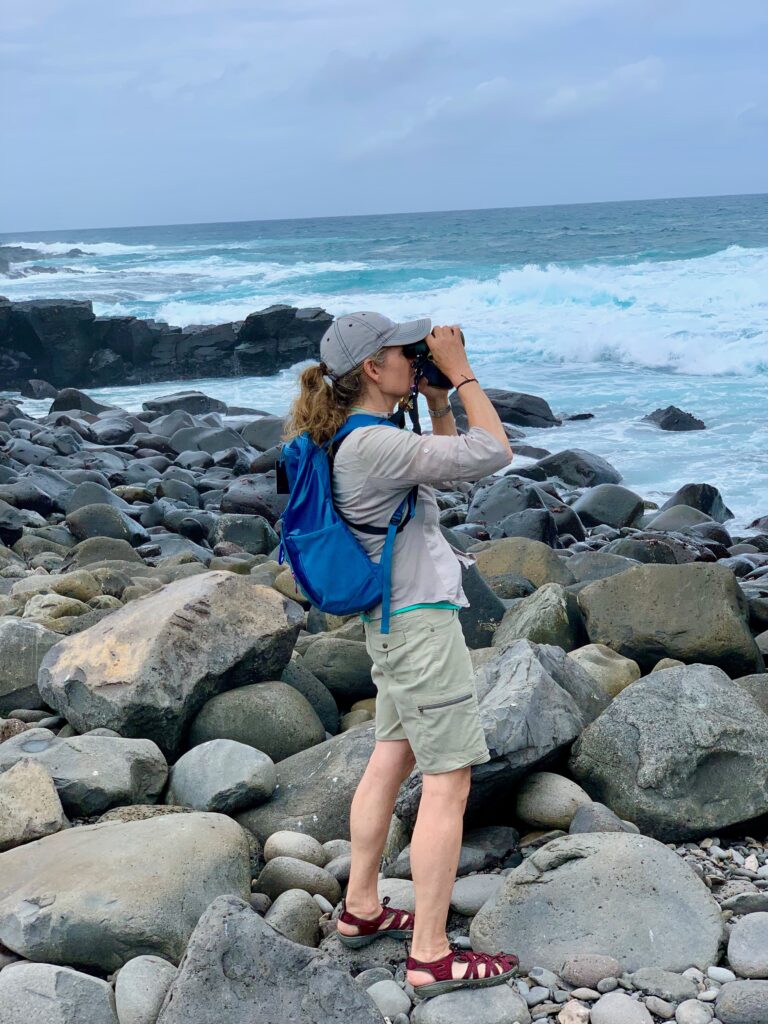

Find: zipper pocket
[418,693,472,714]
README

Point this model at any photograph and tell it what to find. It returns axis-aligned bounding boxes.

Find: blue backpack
[277,413,417,634]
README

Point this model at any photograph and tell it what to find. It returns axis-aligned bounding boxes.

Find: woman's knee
[422,765,472,803]
[369,740,416,781]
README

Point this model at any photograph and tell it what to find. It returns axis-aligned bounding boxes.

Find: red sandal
[407,944,519,998]
[337,896,415,948]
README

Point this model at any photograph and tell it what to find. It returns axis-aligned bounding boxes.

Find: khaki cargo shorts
[363,607,490,775]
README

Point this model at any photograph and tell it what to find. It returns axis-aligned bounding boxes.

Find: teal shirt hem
[360,601,460,624]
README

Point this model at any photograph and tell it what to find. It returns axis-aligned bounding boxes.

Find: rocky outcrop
[0,299,332,389]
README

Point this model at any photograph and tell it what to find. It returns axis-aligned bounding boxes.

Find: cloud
[538,58,664,120]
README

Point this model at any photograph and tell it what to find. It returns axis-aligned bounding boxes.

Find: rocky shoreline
[1,381,768,1023]
[0,296,332,390]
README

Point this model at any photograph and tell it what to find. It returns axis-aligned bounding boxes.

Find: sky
[1,0,767,232]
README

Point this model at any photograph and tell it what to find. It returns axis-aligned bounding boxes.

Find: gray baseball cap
[320,311,432,379]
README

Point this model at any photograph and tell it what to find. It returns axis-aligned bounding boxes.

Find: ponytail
[284,350,387,445]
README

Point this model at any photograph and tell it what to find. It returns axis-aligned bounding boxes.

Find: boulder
[567,643,641,697]
[396,642,609,830]
[535,449,621,487]
[566,551,640,584]
[165,738,276,813]
[646,505,713,532]
[115,956,177,1024]
[488,508,559,545]
[263,830,328,866]
[38,572,302,756]
[0,759,67,851]
[142,391,227,416]
[590,991,653,1023]
[470,833,722,973]
[237,725,376,844]
[457,388,558,429]
[473,537,575,587]
[571,484,644,529]
[66,503,150,546]
[570,664,768,840]
[577,563,763,675]
[301,638,375,702]
[643,406,706,431]
[0,619,59,713]
[0,962,118,1024]
[492,583,585,651]
[515,771,592,829]
[207,513,278,555]
[0,728,167,817]
[281,654,341,734]
[189,682,325,763]
[154,895,382,1024]
[659,483,733,524]
[0,812,250,971]
[569,801,635,834]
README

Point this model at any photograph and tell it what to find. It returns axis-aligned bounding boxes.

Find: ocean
[2,193,767,528]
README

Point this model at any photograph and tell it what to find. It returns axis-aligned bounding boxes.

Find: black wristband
[454,377,479,392]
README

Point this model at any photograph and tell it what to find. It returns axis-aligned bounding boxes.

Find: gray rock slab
[470,833,722,973]
[155,895,383,1024]
[0,728,167,817]
[165,738,276,813]
[0,619,59,713]
[0,962,118,1024]
[570,663,768,841]
[38,571,302,757]
[0,812,250,971]
[115,956,177,1024]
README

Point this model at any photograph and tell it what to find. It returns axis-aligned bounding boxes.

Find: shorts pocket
[365,628,407,658]
[407,687,488,773]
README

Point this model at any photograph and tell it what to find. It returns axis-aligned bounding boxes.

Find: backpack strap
[328,413,418,634]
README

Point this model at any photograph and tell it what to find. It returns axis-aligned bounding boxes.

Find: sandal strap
[406,946,519,983]
[338,896,414,935]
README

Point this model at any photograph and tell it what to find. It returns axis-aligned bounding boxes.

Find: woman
[284,311,518,998]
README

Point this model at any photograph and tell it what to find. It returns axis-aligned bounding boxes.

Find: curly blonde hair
[283,350,388,445]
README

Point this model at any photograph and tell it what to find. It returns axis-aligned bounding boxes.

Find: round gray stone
[263,830,327,866]
[264,888,322,947]
[516,771,592,830]
[591,991,653,1024]
[716,979,768,1023]
[189,682,325,763]
[115,955,177,1024]
[728,912,768,978]
[450,873,504,916]
[166,739,276,813]
[675,999,714,1023]
[410,981,532,1023]
[366,979,411,1018]
[255,856,341,905]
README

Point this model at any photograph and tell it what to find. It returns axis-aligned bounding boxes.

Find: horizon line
[2,190,766,239]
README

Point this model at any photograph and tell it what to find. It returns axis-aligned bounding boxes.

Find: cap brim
[380,317,432,347]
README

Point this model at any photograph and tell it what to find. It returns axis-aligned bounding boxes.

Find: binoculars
[402,330,465,390]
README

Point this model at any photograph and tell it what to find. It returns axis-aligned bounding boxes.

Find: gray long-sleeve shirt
[332,418,512,618]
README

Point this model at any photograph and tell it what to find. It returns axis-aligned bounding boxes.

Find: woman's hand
[425,325,473,387]
[418,377,451,404]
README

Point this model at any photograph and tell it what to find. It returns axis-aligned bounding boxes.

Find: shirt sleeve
[352,424,512,488]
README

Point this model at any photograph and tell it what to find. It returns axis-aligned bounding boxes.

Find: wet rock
[644,406,706,431]
[536,449,621,487]
[572,484,644,529]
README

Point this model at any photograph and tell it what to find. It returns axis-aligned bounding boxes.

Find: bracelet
[454,377,479,392]
[427,404,453,418]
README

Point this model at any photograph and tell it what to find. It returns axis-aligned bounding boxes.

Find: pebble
[597,976,619,993]
[355,967,394,988]
[560,953,621,988]
[591,990,654,1023]
[645,995,676,1019]
[366,979,411,1019]
[675,998,714,1023]
[529,966,566,990]
[708,967,736,984]
[570,987,600,999]
[525,985,551,1006]
[558,1002,590,1023]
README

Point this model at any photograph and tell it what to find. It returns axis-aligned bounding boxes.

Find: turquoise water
[2,194,768,526]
